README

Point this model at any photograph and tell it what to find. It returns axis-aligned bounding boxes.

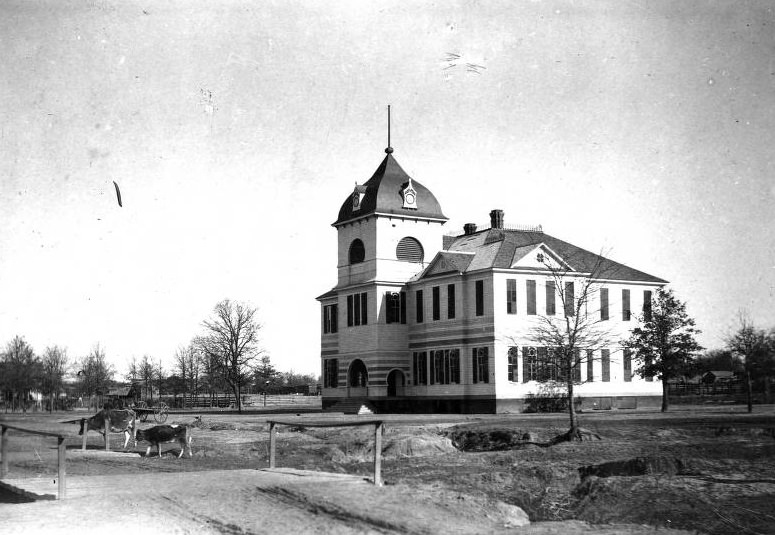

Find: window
[623,349,632,382]
[475,280,484,316]
[622,289,631,321]
[415,290,424,323]
[430,349,460,385]
[600,288,609,321]
[347,292,368,326]
[323,304,338,334]
[412,352,427,385]
[472,347,489,384]
[545,281,556,315]
[586,349,594,382]
[522,346,563,382]
[396,237,424,263]
[601,349,610,382]
[527,280,536,315]
[349,239,365,264]
[506,279,517,314]
[447,284,456,319]
[564,282,575,317]
[573,349,582,383]
[323,359,338,388]
[386,292,406,324]
[432,286,440,321]
[643,290,653,322]
[508,347,519,382]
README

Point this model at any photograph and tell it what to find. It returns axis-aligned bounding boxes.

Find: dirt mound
[446,428,537,451]
[579,456,684,479]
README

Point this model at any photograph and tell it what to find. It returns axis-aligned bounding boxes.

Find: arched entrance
[387,369,405,397]
[348,359,368,388]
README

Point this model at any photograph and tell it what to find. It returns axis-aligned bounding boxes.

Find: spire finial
[385,104,394,154]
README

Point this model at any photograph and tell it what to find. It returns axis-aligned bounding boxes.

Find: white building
[318,146,665,413]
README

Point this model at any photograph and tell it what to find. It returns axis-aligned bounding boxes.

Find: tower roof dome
[334,153,447,226]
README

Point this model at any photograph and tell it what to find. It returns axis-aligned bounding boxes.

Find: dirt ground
[1,406,774,534]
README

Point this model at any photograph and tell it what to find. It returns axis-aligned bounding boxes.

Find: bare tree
[77,343,114,409]
[517,250,617,442]
[197,299,263,413]
[138,355,156,404]
[175,342,203,407]
[41,345,69,412]
[727,312,770,413]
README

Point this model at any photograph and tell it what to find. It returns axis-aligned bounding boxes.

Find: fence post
[82,419,88,451]
[269,421,276,468]
[373,422,383,487]
[57,436,66,500]
[104,415,110,451]
[1,426,8,478]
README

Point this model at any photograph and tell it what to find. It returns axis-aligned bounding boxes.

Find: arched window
[396,237,424,263]
[349,239,365,264]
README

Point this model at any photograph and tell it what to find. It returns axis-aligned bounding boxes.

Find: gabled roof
[418,251,475,278]
[334,153,447,226]
[423,227,667,284]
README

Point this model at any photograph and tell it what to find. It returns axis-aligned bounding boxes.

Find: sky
[1,0,774,378]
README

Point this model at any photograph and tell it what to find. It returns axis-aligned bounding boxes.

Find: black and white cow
[79,409,137,449]
[135,425,192,458]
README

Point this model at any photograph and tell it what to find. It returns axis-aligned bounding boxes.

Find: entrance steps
[325,399,377,415]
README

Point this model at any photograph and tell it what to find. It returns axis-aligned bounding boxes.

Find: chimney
[463,223,478,235]
[489,209,504,229]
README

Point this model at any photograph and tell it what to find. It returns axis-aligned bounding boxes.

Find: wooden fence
[267,419,385,486]
[1,424,67,500]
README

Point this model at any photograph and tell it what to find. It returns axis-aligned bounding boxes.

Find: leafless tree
[175,341,203,407]
[516,250,618,442]
[138,354,156,404]
[197,299,264,413]
[77,344,114,409]
[727,312,770,413]
[41,345,69,412]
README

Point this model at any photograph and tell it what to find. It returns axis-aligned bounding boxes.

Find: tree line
[1,299,317,414]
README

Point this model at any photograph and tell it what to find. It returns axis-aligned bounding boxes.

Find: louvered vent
[396,237,424,263]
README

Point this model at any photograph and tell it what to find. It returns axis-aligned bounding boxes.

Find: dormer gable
[511,243,574,271]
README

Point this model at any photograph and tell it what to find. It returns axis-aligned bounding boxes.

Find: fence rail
[1,424,67,500]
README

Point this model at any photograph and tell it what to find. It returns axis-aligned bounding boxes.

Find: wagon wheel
[154,402,169,423]
[136,400,148,409]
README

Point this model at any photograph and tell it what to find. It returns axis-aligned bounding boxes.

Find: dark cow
[79,409,137,449]
[135,425,192,458]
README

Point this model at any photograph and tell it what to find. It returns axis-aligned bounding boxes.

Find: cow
[79,409,137,449]
[135,424,192,459]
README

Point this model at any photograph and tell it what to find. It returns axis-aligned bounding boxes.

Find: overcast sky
[1,0,774,377]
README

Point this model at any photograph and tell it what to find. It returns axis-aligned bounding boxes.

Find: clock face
[405,192,415,205]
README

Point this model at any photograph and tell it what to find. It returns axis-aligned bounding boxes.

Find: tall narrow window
[400,292,406,324]
[600,288,609,321]
[412,352,427,385]
[323,359,339,388]
[527,280,536,315]
[622,289,631,321]
[472,347,489,384]
[347,293,367,326]
[347,295,354,327]
[415,290,424,323]
[506,279,517,314]
[429,349,460,385]
[573,349,582,383]
[545,281,556,315]
[623,349,632,382]
[361,293,368,325]
[586,349,594,382]
[508,347,519,382]
[564,281,575,317]
[601,349,610,382]
[353,292,361,326]
[447,284,456,319]
[643,290,653,322]
[523,346,537,382]
[475,280,484,316]
[432,286,440,321]
[323,304,338,334]
[386,292,405,324]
